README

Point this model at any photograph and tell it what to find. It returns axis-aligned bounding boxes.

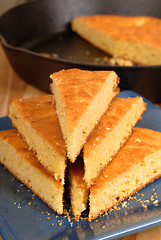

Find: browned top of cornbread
[91,127,161,194]
[84,97,146,157]
[72,15,161,50]
[0,129,63,189]
[50,68,119,128]
[11,95,66,157]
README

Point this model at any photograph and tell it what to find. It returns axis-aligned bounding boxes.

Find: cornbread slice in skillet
[0,129,64,215]
[50,68,119,162]
[9,95,66,184]
[89,127,161,221]
[83,97,146,188]
[68,158,89,222]
[72,15,161,65]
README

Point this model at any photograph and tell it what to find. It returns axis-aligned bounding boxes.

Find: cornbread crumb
[150,196,154,201]
[121,201,128,208]
[153,200,159,206]
[142,204,147,209]
[113,206,120,211]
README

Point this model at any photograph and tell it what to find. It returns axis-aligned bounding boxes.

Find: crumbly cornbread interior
[83,96,146,187]
[50,68,119,162]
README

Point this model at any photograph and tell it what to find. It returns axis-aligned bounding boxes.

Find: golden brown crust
[92,127,161,192]
[50,68,119,128]
[10,95,66,157]
[72,15,161,50]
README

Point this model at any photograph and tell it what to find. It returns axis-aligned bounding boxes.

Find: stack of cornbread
[1,68,161,222]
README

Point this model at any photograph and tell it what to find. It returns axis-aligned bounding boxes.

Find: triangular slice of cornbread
[9,95,66,184]
[72,15,161,65]
[0,129,64,215]
[50,68,119,162]
[68,158,89,222]
[89,127,161,221]
[83,97,146,188]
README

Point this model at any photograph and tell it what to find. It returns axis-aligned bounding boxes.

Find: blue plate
[1,90,161,240]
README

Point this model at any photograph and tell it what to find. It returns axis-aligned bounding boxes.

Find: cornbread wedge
[9,95,66,184]
[0,129,64,215]
[50,68,119,162]
[84,97,146,188]
[72,15,161,65]
[68,159,89,222]
[89,127,161,221]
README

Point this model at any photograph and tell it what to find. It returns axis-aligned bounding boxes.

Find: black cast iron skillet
[1,0,161,102]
